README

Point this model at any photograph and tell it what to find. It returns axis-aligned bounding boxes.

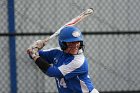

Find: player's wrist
[27,47,40,61]
[32,55,40,61]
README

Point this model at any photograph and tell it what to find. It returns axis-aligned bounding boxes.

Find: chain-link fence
[0,0,140,93]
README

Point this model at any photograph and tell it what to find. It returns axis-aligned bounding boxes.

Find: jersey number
[57,78,67,88]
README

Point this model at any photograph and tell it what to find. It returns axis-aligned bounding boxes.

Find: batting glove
[28,40,45,51]
[27,48,40,61]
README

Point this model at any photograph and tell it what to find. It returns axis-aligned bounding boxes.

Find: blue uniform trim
[7,0,17,92]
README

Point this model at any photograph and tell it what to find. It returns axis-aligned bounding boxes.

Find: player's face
[64,41,80,55]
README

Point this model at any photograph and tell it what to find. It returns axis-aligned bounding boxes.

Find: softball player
[27,26,99,93]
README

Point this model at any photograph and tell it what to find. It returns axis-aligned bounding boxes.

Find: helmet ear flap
[79,41,84,49]
[60,42,67,50]
[79,41,85,51]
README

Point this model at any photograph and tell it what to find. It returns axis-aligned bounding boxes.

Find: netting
[0,0,10,93]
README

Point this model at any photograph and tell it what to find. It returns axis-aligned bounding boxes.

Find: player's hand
[27,40,45,53]
[27,48,39,61]
[31,40,45,50]
[30,40,45,50]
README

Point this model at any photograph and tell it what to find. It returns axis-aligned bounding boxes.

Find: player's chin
[68,49,79,55]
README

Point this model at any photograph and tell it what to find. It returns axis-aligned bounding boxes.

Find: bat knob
[86,8,94,14]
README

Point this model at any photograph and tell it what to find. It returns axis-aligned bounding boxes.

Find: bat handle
[43,38,50,45]
[43,34,56,45]
[43,25,65,45]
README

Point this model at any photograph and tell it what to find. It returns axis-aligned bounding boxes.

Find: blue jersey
[39,48,94,93]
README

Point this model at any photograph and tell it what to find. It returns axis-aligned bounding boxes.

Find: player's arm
[35,56,63,77]
[27,47,63,77]
[34,56,50,71]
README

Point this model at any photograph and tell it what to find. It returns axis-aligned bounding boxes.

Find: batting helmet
[58,26,84,50]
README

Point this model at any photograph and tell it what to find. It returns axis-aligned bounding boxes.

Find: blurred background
[0,0,140,93]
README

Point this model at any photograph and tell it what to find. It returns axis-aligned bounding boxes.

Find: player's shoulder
[71,53,86,66]
[73,52,89,67]
[74,49,85,60]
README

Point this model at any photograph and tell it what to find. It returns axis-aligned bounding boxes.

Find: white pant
[90,88,99,93]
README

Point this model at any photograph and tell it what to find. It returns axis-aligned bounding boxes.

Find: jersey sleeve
[58,54,88,79]
[38,48,60,64]
[45,66,63,78]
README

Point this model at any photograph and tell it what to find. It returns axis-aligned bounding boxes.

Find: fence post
[7,0,17,93]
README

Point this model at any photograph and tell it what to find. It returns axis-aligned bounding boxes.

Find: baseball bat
[43,8,94,45]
